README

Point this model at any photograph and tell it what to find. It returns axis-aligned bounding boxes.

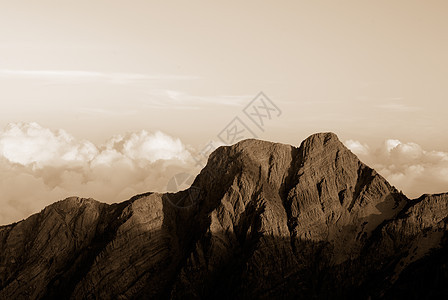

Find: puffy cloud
[346,138,448,199]
[0,122,97,166]
[345,140,370,156]
[388,141,424,163]
[385,139,401,152]
[0,123,201,225]
[104,130,189,163]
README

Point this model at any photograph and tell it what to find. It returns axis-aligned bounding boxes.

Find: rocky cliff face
[0,132,447,299]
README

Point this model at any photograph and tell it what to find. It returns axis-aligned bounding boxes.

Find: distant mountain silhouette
[1,133,447,299]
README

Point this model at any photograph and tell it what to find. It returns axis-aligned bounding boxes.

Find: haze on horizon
[0,0,447,224]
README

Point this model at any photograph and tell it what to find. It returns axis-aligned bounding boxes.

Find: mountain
[1,132,447,299]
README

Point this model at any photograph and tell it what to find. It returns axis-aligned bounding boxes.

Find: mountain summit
[1,133,447,299]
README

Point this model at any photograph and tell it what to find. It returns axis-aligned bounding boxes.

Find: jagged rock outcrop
[0,132,447,299]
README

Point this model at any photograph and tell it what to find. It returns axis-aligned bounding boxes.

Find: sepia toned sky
[0,1,447,224]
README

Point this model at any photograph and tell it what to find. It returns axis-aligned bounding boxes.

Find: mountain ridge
[1,132,447,299]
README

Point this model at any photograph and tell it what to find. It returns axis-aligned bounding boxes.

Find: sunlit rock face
[1,133,447,299]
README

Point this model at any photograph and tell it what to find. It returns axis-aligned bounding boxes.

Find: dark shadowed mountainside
[1,132,447,299]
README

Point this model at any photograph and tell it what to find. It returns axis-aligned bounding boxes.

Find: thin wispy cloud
[377,102,421,112]
[78,107,139,116]
[144,89,253,109]
[0,69,200,84]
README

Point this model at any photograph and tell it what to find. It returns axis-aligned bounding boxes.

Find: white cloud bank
[345,138,448,199]
[0,123,200,225]
[2,124,446,225]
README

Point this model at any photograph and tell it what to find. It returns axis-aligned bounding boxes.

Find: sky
[0,0,447,224]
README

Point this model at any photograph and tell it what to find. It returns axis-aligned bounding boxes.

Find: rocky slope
[0,132,447,299]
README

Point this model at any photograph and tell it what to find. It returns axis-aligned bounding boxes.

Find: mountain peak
[299,131,344,153]
[222,132,341,151]
[304,131,340,144]
[205,132,346,175]
[206,132,344,171]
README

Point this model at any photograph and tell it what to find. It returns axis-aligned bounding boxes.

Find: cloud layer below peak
[1,123,446,225]
[345,138,448,199]
[0,122,199,225]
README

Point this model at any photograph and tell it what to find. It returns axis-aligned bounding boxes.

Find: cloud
[0,122,97,166]
[0,69,200,84]
[345,139,370,156]
[0,122,201,225]
[346,138,448,199]
[144,89,252,109]
[377,102,421,112]
[96,131,190,164]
